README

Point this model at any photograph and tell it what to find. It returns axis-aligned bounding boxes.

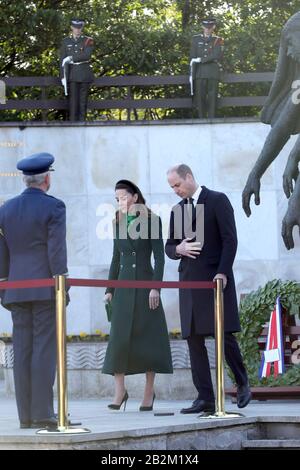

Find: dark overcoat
[165,186,240,338]
[102,214,173,376]
[0,187,68,307]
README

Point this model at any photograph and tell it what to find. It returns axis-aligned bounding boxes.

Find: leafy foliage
[235,279,300,386]
[1,0,300,120]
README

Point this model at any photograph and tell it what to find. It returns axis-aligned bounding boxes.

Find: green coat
[60,35,94,83]
[102,214,173,376]
[190,34,224,80]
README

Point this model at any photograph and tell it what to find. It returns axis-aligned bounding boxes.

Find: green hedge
[235,279,300,386]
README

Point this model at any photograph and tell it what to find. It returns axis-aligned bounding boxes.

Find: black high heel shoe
[139,393,156,412]
[108,391,129,411]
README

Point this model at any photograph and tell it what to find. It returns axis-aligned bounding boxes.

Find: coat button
[132,251,136,256]
[132,264,136,268]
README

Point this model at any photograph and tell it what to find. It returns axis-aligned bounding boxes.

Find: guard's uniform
[60,22,94,121]
[0,153,68,426]
[190,32,224,118]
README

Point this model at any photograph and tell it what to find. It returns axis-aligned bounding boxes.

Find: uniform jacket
[60,35,94,83]
[190,34,224,80]
[165,186,240,338]
[0,188,68,307]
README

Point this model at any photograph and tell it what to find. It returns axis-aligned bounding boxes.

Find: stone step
[242,440,300,449]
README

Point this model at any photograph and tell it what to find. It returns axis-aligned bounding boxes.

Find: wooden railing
[0,72,274,120]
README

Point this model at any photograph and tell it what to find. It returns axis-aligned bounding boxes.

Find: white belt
[72,61,90,65]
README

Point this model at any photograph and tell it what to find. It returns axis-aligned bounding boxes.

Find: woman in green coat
[103,180,173,411]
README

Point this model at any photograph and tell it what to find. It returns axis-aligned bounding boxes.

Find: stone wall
[0,119,299,335]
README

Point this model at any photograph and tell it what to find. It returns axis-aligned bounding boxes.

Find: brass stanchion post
[56,274,68,430]
[215,278,225,416]
[37,275,90,435]
[198,278,243,420]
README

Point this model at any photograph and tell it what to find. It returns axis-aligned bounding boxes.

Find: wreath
[235,279,300,386]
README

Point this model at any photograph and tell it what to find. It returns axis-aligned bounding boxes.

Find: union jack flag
[259,296,285,378]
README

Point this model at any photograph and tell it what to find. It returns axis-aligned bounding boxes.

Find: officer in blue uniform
[0,153,68,429]
[190,18,224,118]
[60,19,94,121]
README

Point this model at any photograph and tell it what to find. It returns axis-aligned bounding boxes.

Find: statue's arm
[283,135,300,198]
[282,173,300,249]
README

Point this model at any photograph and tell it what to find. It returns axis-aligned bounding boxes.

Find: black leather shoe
[237,384,252,408]
[180,400,215,414]
[31,417,58,429]
[20,421,31,429]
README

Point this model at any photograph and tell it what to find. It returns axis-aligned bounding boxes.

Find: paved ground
[1,380,300,437]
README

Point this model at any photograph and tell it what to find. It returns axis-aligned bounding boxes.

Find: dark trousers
[193,78,219,118]
[11,301,56,423]
[69,81,90,121]
[187,331,248,402]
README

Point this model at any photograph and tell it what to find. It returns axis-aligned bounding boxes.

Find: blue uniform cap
[17,153,55,175]
[71,19,85,28]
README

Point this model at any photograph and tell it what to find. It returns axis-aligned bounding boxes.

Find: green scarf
[126,214,138,227]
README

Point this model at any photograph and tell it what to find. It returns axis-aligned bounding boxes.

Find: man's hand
[176,238,201,259]
[62,56,73,67]
[213,273,227,289]
[242,171,261,217]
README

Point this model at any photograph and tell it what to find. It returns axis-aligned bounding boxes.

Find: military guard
[60,18,94,121]
[190,18,224,118]
[0,153,68,429]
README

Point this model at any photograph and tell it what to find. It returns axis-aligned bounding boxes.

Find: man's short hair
[23,171,49,187]
[169,164,195,180]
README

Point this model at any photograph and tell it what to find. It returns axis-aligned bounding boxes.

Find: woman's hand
[103,293,112,303]
[149,289,160,310]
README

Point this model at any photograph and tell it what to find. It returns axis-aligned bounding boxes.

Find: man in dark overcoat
[0,153,68,428]
[165,164,251,414]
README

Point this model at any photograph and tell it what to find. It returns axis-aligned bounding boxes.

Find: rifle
[61,63,68,96]
[189,58,201,96]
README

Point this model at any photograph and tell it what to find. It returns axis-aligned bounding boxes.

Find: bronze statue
[242,11,300,249]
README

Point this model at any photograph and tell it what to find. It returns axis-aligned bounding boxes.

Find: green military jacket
[190,34,224,80]
[60,35,94,83]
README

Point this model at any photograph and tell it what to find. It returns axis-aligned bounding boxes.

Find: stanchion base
[198,411,244,420]
[36,427,91,435]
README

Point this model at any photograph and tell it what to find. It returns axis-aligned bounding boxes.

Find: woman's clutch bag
[105,301,112,322]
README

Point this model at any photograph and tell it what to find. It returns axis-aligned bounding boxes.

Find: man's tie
[187,197,195,220]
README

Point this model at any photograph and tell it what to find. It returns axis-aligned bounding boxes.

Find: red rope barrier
[0,277,216,290]
[0,278,55,289]
[68,278,216,289]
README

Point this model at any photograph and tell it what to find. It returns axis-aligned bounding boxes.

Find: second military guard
[190,18,224,119]
[60,18,94,121]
